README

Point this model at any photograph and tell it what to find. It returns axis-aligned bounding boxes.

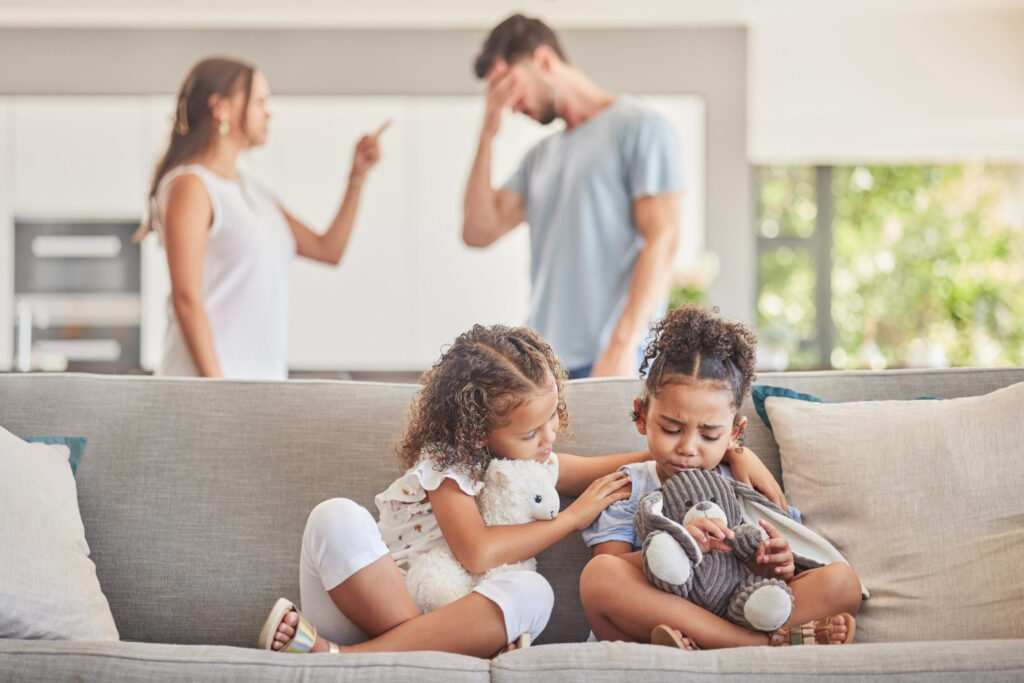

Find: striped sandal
[651,624,701,650]
[257,597,341,654]
[768,613,856,646]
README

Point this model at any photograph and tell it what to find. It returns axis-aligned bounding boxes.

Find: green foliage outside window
[758,166,818,239]
[758,246,818,370]
[758,164,1024,369]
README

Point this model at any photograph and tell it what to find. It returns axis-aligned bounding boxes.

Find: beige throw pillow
[765,382,1024,643]
[0,425,119,641]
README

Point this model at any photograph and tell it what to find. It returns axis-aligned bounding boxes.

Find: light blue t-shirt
[503,96,684,370]
[582,461,803,549]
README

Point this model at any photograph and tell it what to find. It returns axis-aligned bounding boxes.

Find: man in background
[462,14,684,378]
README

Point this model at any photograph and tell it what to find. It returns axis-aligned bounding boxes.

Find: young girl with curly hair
[579,306,862,651]
[258,323,782,657]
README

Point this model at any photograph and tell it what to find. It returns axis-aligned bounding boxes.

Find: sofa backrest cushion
[767,382,1024,643]
[1,367,1022,646]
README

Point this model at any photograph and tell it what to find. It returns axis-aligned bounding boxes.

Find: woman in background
[138,56,387,378]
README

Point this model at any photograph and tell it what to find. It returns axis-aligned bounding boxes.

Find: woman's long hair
[135,56,254,241]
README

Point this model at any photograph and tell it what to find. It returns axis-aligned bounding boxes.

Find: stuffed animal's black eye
[710,496,717,504]
[534,495,543,503]
[685,500,693,508]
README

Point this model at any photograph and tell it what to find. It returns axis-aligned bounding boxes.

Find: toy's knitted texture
[634,468,819,631]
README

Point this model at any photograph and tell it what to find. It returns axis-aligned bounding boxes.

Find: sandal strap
[281,610,317,653]
[771,619,837,646]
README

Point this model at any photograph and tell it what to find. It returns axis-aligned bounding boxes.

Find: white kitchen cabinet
[253,96,557,370]
[645,96,706,272]
[138,96,176,372]
[242,97,418,370]
[11,98,148,219]
[409,98,550,365]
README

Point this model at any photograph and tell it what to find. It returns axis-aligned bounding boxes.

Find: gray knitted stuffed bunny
[634,468,822,632]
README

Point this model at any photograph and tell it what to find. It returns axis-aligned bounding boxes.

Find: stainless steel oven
[14,220,142,373]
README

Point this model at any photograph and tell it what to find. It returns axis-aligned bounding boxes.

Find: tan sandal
[258,597,340,653]
[768,612,856,646]
[496,632,531,655]
[651,624,701,650]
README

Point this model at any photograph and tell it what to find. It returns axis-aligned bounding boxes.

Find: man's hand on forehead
[488,64,522,91]
[487,60,510,83]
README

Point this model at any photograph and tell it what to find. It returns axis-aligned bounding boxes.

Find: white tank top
[152,164,295,379]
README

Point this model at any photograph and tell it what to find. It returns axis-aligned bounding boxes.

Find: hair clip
[175,95,190,135]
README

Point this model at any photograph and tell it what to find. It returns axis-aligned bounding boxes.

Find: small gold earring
[218,117,230,136]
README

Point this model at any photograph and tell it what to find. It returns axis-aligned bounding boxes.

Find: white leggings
[299,497,555,646]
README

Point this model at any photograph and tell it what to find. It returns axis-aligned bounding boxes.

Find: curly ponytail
[634,306,758,419]
[397,325,569,481]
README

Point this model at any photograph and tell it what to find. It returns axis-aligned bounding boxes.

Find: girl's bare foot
[259,598,340,653]
[272,610,342,653]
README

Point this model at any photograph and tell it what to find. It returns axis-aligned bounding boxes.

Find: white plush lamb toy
[405,457,560,612]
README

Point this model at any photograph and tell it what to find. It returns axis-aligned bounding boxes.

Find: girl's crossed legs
[269,498,553,657]
[580,551,861,648]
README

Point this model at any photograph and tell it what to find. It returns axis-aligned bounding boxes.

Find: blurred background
[1,0,1022,377]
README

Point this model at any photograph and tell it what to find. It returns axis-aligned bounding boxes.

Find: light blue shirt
[582,461,803,549]
[503,96,684,370]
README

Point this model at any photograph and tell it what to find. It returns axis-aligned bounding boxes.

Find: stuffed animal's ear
[515,456,558,485]
[635,491,703,567]
[730,479,786,516]
[484,459,514,485]
[540,458,558,484]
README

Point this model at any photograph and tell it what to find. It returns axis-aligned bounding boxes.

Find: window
[756,164,1024,370]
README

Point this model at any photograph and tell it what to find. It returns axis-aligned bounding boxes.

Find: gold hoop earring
[732,424,747,451]
[218,117,230,136]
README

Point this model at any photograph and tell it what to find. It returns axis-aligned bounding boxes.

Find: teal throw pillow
[751,386,826,432]
[25,436,87,476]
[752,385,939,433]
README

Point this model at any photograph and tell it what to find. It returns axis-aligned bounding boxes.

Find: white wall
[750,7,1024,163]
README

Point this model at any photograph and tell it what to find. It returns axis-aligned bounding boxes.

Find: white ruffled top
[375,453,559,571]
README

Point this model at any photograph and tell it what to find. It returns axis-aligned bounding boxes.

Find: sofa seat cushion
[490,640,1024,682]
[0,640,490,682]
[765,382,1024,644]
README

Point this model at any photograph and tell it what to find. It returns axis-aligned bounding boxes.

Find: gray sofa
[2,368,1023,681]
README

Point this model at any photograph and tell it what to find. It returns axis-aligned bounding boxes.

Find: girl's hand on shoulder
[727,446,788,511]
[753,519,795,581]
[564,471,631,531]
[684,517,735,554]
